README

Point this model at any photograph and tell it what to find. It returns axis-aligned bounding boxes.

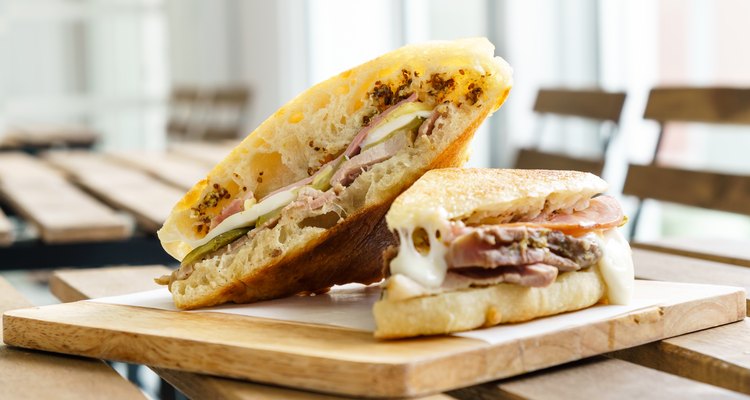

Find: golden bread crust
[386,169,608,227]
[158,38,513,308]
[373,267,606,339]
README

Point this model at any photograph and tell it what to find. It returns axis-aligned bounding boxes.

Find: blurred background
[3,0,750,244]
[2,0,750,397]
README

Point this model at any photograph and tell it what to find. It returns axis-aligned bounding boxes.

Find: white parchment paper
[89,281,742,344]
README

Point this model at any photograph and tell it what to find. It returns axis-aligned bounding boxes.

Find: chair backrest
[166,86,201,139]
[514,149,604,177]
[203,86,251,140]
[645,87,750,125]
[534,88,626,122]
[515,88,626,176]
[623,163,750,239]
[167,85,251,141]
[644,87,750,163]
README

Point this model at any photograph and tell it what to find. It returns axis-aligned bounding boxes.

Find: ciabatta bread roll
[156,38,513,309]
[374,169,633,339]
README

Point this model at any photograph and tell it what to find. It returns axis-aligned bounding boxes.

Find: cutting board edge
[2,285,746,398]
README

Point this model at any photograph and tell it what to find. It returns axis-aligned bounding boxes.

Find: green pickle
[181,226,253,267]
[256,207,283,227]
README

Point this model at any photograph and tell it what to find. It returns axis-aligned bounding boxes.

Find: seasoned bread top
[386,168,608,228]
[159,38,513,260]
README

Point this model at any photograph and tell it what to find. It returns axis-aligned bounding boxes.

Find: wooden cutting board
[3,281,745,398]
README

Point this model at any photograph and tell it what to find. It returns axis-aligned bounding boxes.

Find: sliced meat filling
[446,226,602,288]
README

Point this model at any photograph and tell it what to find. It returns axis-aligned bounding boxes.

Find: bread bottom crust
[373,267,605,339]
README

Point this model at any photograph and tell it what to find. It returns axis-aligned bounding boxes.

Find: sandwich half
[156,38,513,309]
[374,168,633,339]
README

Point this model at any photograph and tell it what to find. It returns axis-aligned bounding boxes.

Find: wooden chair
[165,86,201,139]
[166,86,250,141]
[627,87,750,237]
[514,88,626,176]
[203,86,251,140]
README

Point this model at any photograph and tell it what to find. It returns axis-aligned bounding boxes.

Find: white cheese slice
[185,189,297,249]
[360,110,432,149]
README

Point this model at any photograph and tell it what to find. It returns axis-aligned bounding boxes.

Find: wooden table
[0,276,145,399]
[0,142,222,269]
[633,237,750,268]
[44,246,750,399]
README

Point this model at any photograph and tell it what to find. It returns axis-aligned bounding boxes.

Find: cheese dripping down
[596,228,634,304]
[388,215,634,304]
[389,207,451,288]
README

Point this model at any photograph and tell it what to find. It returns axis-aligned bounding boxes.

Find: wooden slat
[632,248,750,311]
[614,320,750,396]
[0,276,145,400]
[1,124,98,148]
[169,141,235,166]
[50,266,747,400]
[623,164,750,215]
[44,151,184,232]
[609,248,750,394]
[533,89,626,122]
[632,238,750,268]
[50,265,173,303]
[107,151,209,191]
[644,87,750,124]
[514,148,604,176]
[0,153,130,243]
[0,208,13,246]
[450,357,748,400]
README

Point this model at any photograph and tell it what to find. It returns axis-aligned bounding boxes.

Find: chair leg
[628,199,644,241]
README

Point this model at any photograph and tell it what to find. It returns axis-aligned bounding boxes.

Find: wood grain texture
[4,280,744,398]
[623,164,750,215]
[632,238,750,268]
[169,141,236,166]
[611,248,750,394]
[48,265,454,400]
[449,357,748,400]
[107,151,209,191]
[632,248,750,311]
[644,87,750,124]
[0,152,130,243]
[513,148,604,176]
[0,276,145,400]
[50,265,172,303]
[533,89,626,122]
[613,319,750,395]
[0,124,98,147]
[43,151,184,232]
[0,207,13,246]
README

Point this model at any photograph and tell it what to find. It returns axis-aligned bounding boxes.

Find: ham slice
[330,129,410,187]
[210,190,254,229]
[343,93,418,158]
[506,195,625,236]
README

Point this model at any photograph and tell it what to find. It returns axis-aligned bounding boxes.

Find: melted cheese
[597,229,634,304]
[185,189,297,249]
[389,207,450,288]
[360,110,432,149]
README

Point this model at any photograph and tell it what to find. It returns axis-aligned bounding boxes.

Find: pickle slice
[181,226,252,267]
[256,207,284,228]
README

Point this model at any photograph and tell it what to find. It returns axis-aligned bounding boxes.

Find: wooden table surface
[0,142,221,248]
[44,246,750,399]
[0,276,145,400]
[633,237,750,268]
